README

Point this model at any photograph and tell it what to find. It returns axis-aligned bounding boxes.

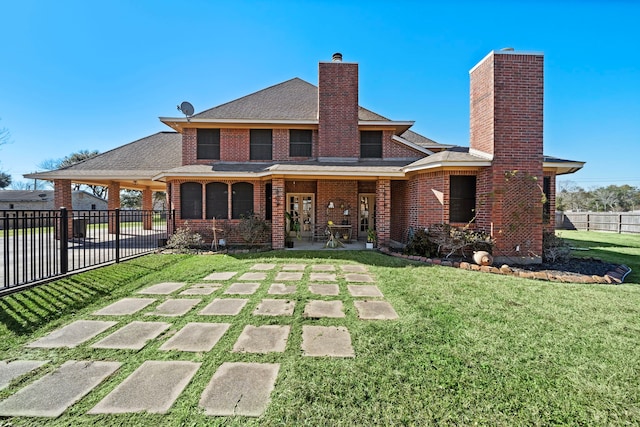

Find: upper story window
[360,131,382,158]
[232,182,254,219]
[180,182,202,219]
[289,129,312,157]
[206,182,228,219]
[197,129,220,160]
[449,175,476,223]
[543,176,551,224]
[250,129,272,160]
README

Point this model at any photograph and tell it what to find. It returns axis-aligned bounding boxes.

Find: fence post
[586,213,590,231]
[115,208,120,263]
[60,208,68,274]
[3,214,9,288]
[619,214,623,234]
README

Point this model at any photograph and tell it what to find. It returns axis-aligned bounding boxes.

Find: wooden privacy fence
[556,211,640,234]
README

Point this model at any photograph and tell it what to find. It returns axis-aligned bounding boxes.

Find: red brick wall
[285,181,317,194]
[358,181,376,193]
[316,180,359,237]
[390,180,408,242]
[375,180,391,246]
[544,171,556,233]
[318,61,359,158]
[220,129,250,162]
[383,130,423,159]
[470,51,544,260]
[272,178,285,249]
[53,179,73,239]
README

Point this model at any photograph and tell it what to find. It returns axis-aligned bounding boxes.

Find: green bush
[404,228,439,257]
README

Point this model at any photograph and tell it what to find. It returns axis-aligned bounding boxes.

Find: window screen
[206,182,228,219]
[360,131,382,158]
[250,129,272,160]
[180,182,202,219]
[232,182,254,219]
[289,129,312,157]
[449,176,476,223]
[197,129,220,160]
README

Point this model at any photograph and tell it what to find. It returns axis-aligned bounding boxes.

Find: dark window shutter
[289,129,312,157]
[180,182,202,219]
[449,176,476,223]
[197,129,220,159]
[232,182,254,219]
[360,131,383,158]
[250,129,272,160]
[206,182,228,219]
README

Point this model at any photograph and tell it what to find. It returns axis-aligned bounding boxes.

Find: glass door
[287,193,314,239]
[359,194,376,238]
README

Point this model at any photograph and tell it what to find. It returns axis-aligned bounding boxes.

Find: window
[449,176,476,223]
[543,176,551,224]
[91,204,96,210]
[250,129,272,160]
[289,129,312,157]
[360,131,382,158]
[232,182,254,219]
[197,129,220,160]
[9,204,14,209]
[180,182,202,219]
[206,182,228,219]
[265,183,272,220]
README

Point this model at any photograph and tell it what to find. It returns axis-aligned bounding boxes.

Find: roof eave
[403,160,492,173]
[543,161,586,175]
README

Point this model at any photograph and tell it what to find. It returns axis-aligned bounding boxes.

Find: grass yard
[0,231,639,425]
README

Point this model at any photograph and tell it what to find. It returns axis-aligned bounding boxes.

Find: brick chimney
[470,49,545,263]
[318,52,359,160]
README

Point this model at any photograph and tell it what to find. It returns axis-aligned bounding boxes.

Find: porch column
[272,178,285,249]
[142,186,153,230]
[108,181,121,234]
[53,179,73,239]
[376,179,391,248]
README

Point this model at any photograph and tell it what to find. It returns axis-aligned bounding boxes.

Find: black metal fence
[1,209,175,293]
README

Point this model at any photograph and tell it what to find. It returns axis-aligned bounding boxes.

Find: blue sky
[1,0,638,189]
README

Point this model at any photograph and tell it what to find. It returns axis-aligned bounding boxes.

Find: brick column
[142,186,153,230]
[54,179,73,239]
[108,181,121,234]
[272,179,285,249]
[376,179,391,248]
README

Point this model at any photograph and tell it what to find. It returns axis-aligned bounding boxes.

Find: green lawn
[0,234,639,425]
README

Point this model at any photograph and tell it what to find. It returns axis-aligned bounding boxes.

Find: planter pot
[473,251,493,266]
[366,242,374,249]
[218,239,226,247]
[286,241,294,248]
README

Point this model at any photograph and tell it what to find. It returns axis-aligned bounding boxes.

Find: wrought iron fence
[1,209,175,293]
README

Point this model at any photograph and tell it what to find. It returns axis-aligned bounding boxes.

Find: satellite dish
[177,101,195,121]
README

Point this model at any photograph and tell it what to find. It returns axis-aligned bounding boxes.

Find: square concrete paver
[0,360,48,391]
[309,284,340,296]
[309,273,337,282]
[224,282,261,295]
[302,326,355,358]
[347,285,384,297]
[93,298,157,316]
[250,263,277,271]
[91,321,170,350]
[311,264,336,272]
[137,282,187,295]
[267,283,296,295]
[354,301,399,320]
[26,320,117,348]
[238,272,267,281]
[180,284,221,295]
[281,263,306,271]
[89,361,200,414]
[275,272,303,281]
[342,265,368,273]
[253,299,295,316]
[199,298,248,316]
[0,360,121,417]
[233,325,291,353]
[159,323,231,352]
[200,362,280,417]
[203,272,237,281]
[303,300,345,318]
[345,273,375,283]
[145,298,201,317]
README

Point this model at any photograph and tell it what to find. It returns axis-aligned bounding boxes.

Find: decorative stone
[303,300,345,318]
[203,272,237,281]
[309,284,340,296]
[275,272,303,281]
[459,262,471,270]
[224,282,261,295]
[137,282,187,295]
[91,321,170,350]
[354,301,399,320]
[0,361,48,391]
[267,283,296,294]
[145,299,201,317]
[250,263,276,270]
[238,272,267,281]
[93,298,157,316]
[253,299,295,316]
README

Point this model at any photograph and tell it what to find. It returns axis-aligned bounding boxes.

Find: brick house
[27,50,583,263]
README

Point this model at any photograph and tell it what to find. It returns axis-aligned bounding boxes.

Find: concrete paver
[238,272,267,281]
[0,360,48,391]
[354,301,399,320]
[0,360,121,417]
[89,361,200,414]
[345,273,375,283]
[91,321,170,350]
[199,362,280,417]
[275,272,303,281]
[303,300,345,318]
[145,298,201,316]
[26,320,117,349]
[180,283,221,295]
[311,264,336,271]
[253,299,295,316]
[137,282,187,295]
[93,298,157,316]
[301,326,354,358]
[203,272,237,281]
[281,263,306,271]
[347,285,383,297]
[267,283,296,295]
[309,284,340,296]
[233,325,291,353]
[199,298,248,316]
[250,263,277,270]
[341,265,368,273]
[309,272,337,282]
[224,282,261,295]
[159,323,231,352]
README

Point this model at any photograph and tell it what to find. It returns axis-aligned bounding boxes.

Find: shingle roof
[0,190,104,202]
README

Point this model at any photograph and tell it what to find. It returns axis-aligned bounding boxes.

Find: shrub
[236,213,270,247]
[166,223,204,253]
[543,232,571,263]
[404,228,438,257]
[427,223,495,258]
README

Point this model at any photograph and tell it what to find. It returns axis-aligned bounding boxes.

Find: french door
[359,194,376,238]
[287,193,314,239]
